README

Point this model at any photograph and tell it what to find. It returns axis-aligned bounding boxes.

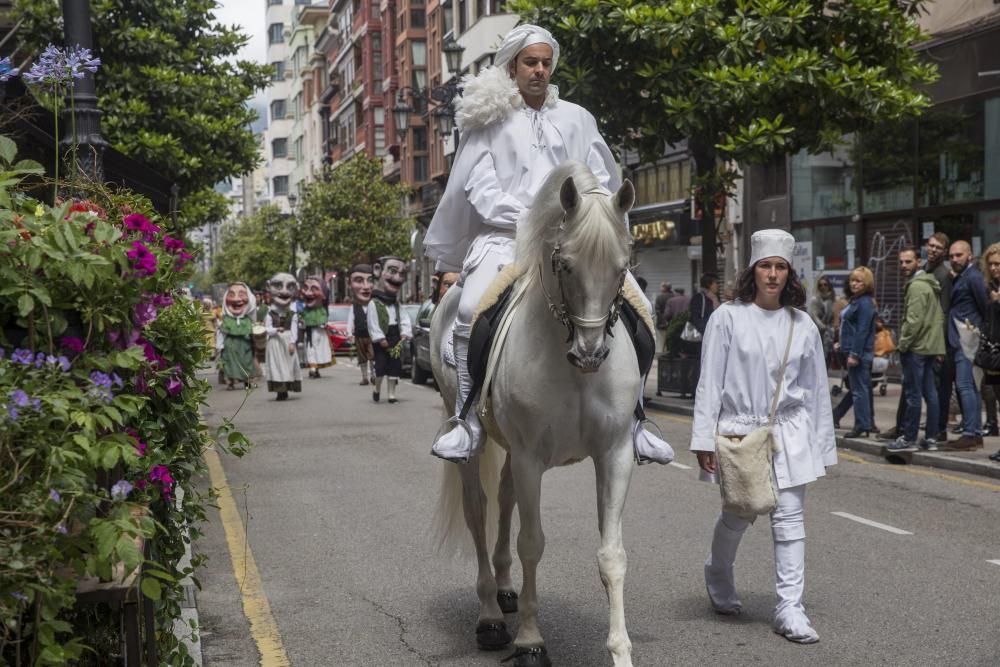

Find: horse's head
[547,174,635,373]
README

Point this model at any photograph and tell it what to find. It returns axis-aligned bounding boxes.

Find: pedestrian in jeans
[887,247,944,452]
[980,244,1000,460]
[944,241,989,451]
[835,267,877,438]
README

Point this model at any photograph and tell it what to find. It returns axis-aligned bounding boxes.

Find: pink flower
[123,213,161,242]
[166,374,183,396]
[174,251,194,271]
[149,464,174,500]
[150,293,174,308]
[109,328,141,350]
[124,428,147,456]
[126,241,158,277]
[163,235,186,253]
[61,337,84,354]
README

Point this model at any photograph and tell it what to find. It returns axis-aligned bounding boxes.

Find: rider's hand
[696,451,716,474]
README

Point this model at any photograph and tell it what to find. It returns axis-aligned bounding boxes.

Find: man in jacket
[944,240,989,450]
[654,282,672,353]
[924,232,953,441]
[887,247,944,452]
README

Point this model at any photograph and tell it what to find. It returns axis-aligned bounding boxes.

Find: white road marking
[668,461,692,470]
[830,511,913,535]
[987,560,1000,567]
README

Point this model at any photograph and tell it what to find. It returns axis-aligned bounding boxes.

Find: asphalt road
[197,361,1000,667]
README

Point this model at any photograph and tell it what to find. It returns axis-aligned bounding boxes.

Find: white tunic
[424,75,620,272]
[264,308,302,385]
[366,299,413,343]
[690,302,837,489]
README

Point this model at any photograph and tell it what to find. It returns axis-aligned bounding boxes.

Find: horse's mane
[515,161,630,278]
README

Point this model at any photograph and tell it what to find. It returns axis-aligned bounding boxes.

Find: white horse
[432,161,640,667]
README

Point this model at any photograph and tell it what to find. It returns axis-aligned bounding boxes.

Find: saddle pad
[468,282,517,391]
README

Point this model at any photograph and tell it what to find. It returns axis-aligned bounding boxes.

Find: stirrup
[632,418,673,465]
[430,416,477,463]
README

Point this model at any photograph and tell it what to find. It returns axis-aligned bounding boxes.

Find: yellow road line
[645,408,1000,492]
[204,446,291,666]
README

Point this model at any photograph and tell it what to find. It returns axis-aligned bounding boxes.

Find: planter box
[656,355,700,397]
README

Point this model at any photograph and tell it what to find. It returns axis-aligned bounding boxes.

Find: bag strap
[767,308,796,428]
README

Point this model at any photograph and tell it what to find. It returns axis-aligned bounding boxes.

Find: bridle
[538,211,629,342]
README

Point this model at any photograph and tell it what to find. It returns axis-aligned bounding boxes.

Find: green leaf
[0,135,16,164]
[140,576,162,600]
[17,293,33,316]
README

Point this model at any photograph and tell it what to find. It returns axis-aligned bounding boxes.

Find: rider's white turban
[748,229,796,267]
[493,24,560,73]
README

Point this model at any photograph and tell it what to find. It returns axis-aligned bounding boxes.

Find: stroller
[830,317,894,397]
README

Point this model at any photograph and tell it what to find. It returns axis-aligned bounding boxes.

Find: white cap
[494,24,560,73]
[748,229,795,267]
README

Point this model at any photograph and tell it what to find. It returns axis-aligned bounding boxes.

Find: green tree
[211,204,293,286]
[511,0,938,273]
[13,0,271,231]
[297,153,415,272]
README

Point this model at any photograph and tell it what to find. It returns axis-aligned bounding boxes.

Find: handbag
[715,309,795,520]
[975,336,1000,371]
[680,295,707,342]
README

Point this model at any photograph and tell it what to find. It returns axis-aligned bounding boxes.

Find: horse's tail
[432,437,504,558]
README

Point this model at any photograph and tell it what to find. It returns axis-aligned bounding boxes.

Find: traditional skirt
[220,334,254,383]
[265,330,302,393]
[304,326,334,367]
[373,325,402,378]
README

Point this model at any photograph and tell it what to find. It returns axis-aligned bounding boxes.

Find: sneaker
[886,437,918,452]
[919,438,938,451]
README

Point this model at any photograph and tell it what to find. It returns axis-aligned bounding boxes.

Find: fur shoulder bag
[716,309,795,520]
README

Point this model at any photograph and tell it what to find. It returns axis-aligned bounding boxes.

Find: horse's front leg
[511,453,549,664]
[493,453,518,613]
[595,440,635,667]
[459,459,511,650]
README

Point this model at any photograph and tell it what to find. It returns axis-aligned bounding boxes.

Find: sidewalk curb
[173,489,204,665]
[644,396,1000,481]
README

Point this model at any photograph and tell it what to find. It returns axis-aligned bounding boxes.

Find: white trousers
[721,484,806,541]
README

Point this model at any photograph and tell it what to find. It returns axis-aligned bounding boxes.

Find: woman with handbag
[832,267,878,437]
[679,273,720,397]
[980,243,1000,460]
[691,229,837,644]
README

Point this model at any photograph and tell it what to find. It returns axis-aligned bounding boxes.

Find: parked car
[326,303,353,355]
[410,299,435,384]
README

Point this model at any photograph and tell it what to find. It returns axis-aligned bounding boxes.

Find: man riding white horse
[426,24,673,465]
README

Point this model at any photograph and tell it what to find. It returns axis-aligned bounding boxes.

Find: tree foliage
[13,0,271,231]
[511,0,938,271]
[211,204,293,287]
[297,153,415,272]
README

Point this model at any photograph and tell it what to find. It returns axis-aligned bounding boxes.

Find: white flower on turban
[493,23,560,73]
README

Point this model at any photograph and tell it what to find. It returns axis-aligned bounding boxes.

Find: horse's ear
[616,179,636,213]
[560,176,579,212]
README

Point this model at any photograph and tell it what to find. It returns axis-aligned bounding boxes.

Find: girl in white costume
[426,24,670,464]
[690,229,837,644]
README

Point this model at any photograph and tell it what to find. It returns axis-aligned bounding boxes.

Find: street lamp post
[391,37,465,147]
[287,192,299,276]
[61,0,108,181]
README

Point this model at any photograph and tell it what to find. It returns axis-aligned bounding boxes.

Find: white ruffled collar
[455,65,559,132]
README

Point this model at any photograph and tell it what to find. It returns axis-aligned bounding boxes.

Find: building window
[413,156,429,182]
[916,97,997,207]
[458,0,467,33]
[270,99,287,120]
[294,0,311,4]
[268,0,282,5]
[273,175,289,195]
[761,154,788,198]
[294,92,303,121]
[861,121,915,214]
[443,3,453,33]
[477,0,487,20]
[295,137,304,164]
[790,142,857,222]
[268,22,284,44]
[413,126,428,151]
[272,138,289,158]
[411,10,426,27]
[271,61,285,81]
[411,40,427,67]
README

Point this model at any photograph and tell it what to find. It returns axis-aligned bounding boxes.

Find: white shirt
[690,302,837,489]
[424,81,620,272]
[346,302,369,338]
[367,298,412,343]
[264,308,298,340]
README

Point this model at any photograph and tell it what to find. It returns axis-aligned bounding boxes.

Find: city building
[287,2,331,193]
[263,0,298,212]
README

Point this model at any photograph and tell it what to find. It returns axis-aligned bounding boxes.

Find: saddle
[458,282,654,422]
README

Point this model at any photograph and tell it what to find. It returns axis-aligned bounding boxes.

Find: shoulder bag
[715,308,795,520]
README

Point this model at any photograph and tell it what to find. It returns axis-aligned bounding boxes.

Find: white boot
[704,513,747,615]
[387,378,398,403]
[430,327,483,463]
[773,539,819,643]
[633,417,674,465]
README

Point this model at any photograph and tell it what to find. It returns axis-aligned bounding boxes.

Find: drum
[252,325,267,353]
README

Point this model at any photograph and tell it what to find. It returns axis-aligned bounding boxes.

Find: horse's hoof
[497,590,518,614]
[475,621,512,651]
[501,645,551,667]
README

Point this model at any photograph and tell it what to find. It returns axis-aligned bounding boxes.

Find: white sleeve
[802,326,838,466]
[264,312,278,337]
[465,150,526,230]
[346,307,355,337]
[690,307,731,452]
[401,310,412,339]
[215,326,225,351]
[368,303,385,342]
[289,313,299,341]
[581,110,621,192]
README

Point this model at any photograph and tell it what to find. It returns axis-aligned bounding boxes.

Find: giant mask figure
[349,264,376,385]
[301,276,334,377]
[217,282,257,389]
[264,272,302,400]
[374,256,408,300]
[350,265,375,305]
[268,272,298,311]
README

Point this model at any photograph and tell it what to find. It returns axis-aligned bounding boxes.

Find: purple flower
[89,370,114,402]
[10,591,28,602]
[12,348,34,365]
[32,398,41,411]
[57,355,71,372]
[34,352,46,368]
[174,251,195,271]
[7,404,18,420]
[0,56,19,82]
[61,337,85,354]
[166,375,183,396]
[49,488,61,502]
[109,328,141,350]
[133,301,158,329]
[126,241,158,277]
[163,235,186,253]
[151,293,174,308]
[111,373,123,388]
[10,389,29,408]
[22,44,100,87]
[123,213,160,243]
[110,479,133,500]
[56,523,68,535]
[149,465,175,500]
